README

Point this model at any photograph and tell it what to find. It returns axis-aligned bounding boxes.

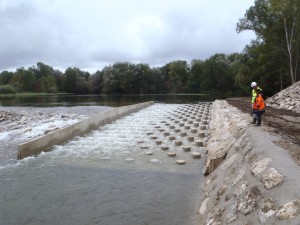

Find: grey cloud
[0,0,256,73]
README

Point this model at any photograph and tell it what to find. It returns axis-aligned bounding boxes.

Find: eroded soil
[226,97,300,165]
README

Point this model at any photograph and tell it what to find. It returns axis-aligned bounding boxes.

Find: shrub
[47,86,59,93]
[0,85,17,94]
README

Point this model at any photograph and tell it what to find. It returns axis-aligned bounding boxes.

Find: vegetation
[0,0,299,97]
[236,0,300,94]
[0,56,243,96]
[0,85,16,94]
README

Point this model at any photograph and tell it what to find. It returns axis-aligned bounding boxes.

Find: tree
[91,70,104,93]
[102,66,117,94]
[168,60,190,93]
[63,68,78,93]
[237,0,300,84]
[0,71,14,85]
[131,64,148,94]
[22,70,35,91]
[269,0,300,84]
[35,62,55,78]
[41,76,59,93]
[187,59,204,93]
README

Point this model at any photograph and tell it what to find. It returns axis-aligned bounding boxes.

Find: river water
[0,102,211,225]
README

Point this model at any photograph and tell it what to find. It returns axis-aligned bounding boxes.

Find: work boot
[252,118,257,124]
[256,118,261,126]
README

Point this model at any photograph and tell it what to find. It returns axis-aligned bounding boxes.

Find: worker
[251,82,265,126]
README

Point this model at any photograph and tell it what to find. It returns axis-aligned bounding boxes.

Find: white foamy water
[32,104,184,170]
[2,102,211,172]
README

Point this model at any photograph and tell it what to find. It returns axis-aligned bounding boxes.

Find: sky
[0,0,256,73]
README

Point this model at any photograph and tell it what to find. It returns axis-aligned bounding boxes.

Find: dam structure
[0,102,211,225]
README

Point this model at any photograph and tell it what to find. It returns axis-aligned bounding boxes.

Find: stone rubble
[238,186,262,215]
[0,110,90,137]
[266,81,300,113]
[251,158,272,177]
[276,200,300,220]
[198,100,300,225]
[260,168,283,190]
[259,198,277,223]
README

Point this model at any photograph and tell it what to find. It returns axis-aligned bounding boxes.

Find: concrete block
[49,125,73,146]
[18,135,50,159]
[72,119,90,137]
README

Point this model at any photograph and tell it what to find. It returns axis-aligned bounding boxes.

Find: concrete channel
[0,102,212,225]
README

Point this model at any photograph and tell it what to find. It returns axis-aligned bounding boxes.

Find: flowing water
[0,102,211,225]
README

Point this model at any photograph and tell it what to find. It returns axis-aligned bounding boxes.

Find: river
[0,97,211,225]
[0,93,221,107]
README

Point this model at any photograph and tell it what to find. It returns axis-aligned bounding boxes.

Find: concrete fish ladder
[18,101,154,159]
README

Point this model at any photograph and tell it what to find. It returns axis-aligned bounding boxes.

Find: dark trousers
[252,110,265,125]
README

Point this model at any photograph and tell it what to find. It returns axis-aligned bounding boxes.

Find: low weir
[18,101,154,159]
[0,102,211,225]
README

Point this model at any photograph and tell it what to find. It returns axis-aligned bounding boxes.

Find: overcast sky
[0,0,256,73]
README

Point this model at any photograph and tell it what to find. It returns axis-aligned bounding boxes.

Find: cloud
[0,0,256,73]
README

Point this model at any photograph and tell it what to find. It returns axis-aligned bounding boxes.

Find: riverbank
[198,100,300,224]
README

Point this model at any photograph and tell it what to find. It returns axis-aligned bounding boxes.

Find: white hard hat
[251,82,257,88]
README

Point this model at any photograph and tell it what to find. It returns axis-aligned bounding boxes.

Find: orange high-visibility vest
[253,94,265,110]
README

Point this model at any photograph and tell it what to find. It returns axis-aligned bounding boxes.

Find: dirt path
[226,97,300,165]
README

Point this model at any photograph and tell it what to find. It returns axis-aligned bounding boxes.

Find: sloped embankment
[266,81,300,113]
[198,100,300,225]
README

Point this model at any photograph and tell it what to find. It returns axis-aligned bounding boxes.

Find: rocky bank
[266,81,300,113]
[198,99,300,224]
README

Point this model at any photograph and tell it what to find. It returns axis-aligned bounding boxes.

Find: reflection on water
[0,94,226,107]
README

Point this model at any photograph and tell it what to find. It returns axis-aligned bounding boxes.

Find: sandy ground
[226,97,300,166]
[0,106,112,166]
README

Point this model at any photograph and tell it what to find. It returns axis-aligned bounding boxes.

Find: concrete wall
[18,101,154,159]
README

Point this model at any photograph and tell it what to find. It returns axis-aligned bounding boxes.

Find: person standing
[251,82,265,126]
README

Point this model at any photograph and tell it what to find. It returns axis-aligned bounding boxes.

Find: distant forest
[0,0,299,97]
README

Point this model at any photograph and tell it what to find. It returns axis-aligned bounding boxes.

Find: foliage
[237,0,300,84]
[0,71,14,85]
[0,85,16,94]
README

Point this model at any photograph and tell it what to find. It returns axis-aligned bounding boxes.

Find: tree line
[0,0,299,97]
[0,56,240,95]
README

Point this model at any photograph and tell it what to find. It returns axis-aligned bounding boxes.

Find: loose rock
[199,198,210,215]
[276,199,300,220]
[251,158,272,177]
[260,168,283,190]
[238,186,262,215]
[259,198,277,223]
